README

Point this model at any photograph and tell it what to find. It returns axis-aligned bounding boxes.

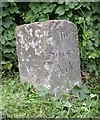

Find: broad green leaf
[4,48,15,54]
[6,63,12,70]
[91,3,100,13]
[88,52,98,59]
[72,86,81,96]
[3,17,13,28]
[29,3,41,13]
[41,3,50,9]
[74,3,82,10]
[38,14,48,22]
[82,41,87,47]
[2,9,9,16]
[66,11,72,18]
[55,6,65,16]
[8,6,20,14]
[43,4,56,13]
[65,6,69,11]
[2,2,9,8]
[1,38,6,44]
[81,85,90,94]
[3,20,13,28]
[82,3,91,10]
[68,3,76,9]
[58,0,65,4]
[79,92,87,100]
[58,15,68,20]
[83,10,92,17]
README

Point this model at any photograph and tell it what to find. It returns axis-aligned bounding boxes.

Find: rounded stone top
[16,20,77,32]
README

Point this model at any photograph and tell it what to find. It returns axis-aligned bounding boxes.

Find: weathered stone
[16,20,81,97]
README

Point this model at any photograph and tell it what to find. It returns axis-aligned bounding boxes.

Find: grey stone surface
[16,20,81,97]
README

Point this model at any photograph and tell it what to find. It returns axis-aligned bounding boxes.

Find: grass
[1,73,100,118]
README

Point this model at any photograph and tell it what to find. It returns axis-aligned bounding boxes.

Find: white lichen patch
[37,24,43,27]
[39,46,42,49]
[74,81,80,86]
[44,63,49,71]
[17,31,22,37]
[29,28,33,37]
[44,83,51,89]
[25,25,29,33]
[46,37,54,46]
[34,48,41,56]
[35,29,41,38]
[65,88,70,92]
[38,40,41,44]
[34,29,44,56]
[25,63,30,75]
[40,34,43,38]
[16,41,18,45]
[17,31,25,45]
[26,58,29,62]
[35,52,41,56]
[29,54,31,57]
[29,41,35,48]
[21,58,24,61]
[25,44,30,51]
[44,31,49,37]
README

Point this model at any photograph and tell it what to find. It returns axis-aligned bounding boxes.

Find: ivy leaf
[83,10,92,17]
[72,86,81,96]
[82,3,91,10]
[55,6,65,16]
[68,3,77,9]
[2,9,9,16]
[3,20,13,28]
[72,85,89,101]
[5,41,16,47]
[43,4,56,13]
[74,3,82,10]
[79,92,87,101]
[1,38,6,45]
[66,11,72,18]
[58,15,68,20]
[81,85,90,94]
[29,3,40,13]
[91,3,100,13]
[3,17,13,28]
[88,53,98,59]
[2,3,9,8]
[65,6,69,11]
[4,48,15,54]
[38,14,48,22]
[8,6,20,14]
[58,0,65,4]
[25,11,35,22]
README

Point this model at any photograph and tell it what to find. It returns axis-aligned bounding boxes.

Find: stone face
[16,20,81,97]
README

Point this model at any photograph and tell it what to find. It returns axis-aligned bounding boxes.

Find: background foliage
[1,2,100,76]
